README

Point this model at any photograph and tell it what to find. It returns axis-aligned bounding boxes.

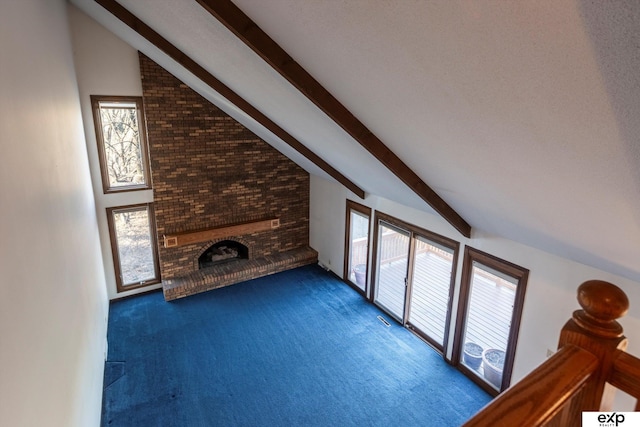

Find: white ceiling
[71,0,640,282]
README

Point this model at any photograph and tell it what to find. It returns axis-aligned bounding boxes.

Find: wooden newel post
[558,280,629,410]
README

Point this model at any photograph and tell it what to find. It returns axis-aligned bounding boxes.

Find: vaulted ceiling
[71,0,640,283]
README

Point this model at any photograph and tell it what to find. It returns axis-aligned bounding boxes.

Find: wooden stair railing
[610,351,640,411]
[463,345,598,426]
[464,280,640,426]
[609,351,640,412]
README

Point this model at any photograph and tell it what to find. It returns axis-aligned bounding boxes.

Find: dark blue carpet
[102,265,490,426]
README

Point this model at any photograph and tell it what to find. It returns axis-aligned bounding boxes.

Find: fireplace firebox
[198,240,248,270]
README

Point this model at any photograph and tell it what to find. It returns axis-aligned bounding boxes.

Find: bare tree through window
[107,204,161,292]
[91,96,151,193]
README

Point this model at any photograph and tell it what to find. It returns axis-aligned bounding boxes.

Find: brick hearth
[139,53,315,300]
[163,246,317,301]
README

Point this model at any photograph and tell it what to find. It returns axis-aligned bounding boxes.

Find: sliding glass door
[374,222,410,322]
[371,212,458,354]
[406,237,455,349]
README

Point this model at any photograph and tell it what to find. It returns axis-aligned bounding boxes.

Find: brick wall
[139,53,310,279]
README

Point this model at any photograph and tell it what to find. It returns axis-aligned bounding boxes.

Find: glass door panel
[347,210,370,291]
[374,222,410,322]
[407,237,454,348]
[459,262,517,390]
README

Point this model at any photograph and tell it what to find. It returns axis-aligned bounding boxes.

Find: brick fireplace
[139,53,317,300]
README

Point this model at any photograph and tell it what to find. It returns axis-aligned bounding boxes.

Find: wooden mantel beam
[195,0,472,238]
[164,218,280,248]
[94,0,365,199]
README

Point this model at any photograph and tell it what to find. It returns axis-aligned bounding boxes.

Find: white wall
[310,175,640,398]
[68,6,159,299]
[0,1,108,426]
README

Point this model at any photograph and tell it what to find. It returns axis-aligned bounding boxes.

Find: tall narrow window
[453,247,528,395]
[344,200,371,295]
[91,96,151,193]
[106,203,161,292]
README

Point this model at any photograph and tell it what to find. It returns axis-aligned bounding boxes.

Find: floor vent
[377,315,391,327]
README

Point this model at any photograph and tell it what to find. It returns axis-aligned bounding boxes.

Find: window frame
[452,246,529,396]
[106,203,161,293]
[91,95,152,194]
[343,200,372,296]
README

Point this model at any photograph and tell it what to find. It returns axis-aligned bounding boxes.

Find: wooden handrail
[465,279,640,426]
[610,350,640,410]
[463,345,598,427]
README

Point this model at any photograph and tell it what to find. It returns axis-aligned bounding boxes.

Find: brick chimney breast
[139,53,311,282]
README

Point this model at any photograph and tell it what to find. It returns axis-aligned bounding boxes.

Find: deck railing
[350,236,369,267]
[464,280,640,426]
[351,231,454,272]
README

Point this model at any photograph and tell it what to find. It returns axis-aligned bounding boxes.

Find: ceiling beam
[94,0,366,199]
[195,0,472,238]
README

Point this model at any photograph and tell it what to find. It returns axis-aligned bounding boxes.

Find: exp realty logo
[582,412,639,427]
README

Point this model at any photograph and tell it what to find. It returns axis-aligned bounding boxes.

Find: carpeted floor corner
[102,265,490,426]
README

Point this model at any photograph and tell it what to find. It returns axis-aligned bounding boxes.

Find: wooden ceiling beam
[196,0,472,238]
[94,0,365,199]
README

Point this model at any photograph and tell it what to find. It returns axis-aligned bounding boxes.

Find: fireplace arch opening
[198,240,248,270]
